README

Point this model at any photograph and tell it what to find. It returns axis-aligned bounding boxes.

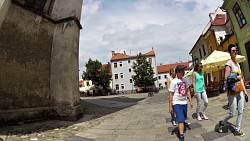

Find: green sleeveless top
[195,72,205,92]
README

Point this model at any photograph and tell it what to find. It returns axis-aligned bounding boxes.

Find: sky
[79,0,223,75]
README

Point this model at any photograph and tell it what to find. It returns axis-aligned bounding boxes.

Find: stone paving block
[211,133,240,141]
[115,135,156,141]
[138,120,153,125]
[153,123,168,129]
[113,129,136,135]
[75,132,117,140]
[93,125,118,130]
[116,125,129,130]
[201,130,232,141]
[84,128,115,134]
[164,117,172,123]
[145,128,168,135]
[65,135,94,141]
[129,120,139,125]
[126,124,153,130]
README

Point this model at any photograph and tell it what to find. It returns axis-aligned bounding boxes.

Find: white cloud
[79,0,223,75]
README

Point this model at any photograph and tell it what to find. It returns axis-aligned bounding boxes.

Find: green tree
[82,59,111,95]
[132,53,157,92]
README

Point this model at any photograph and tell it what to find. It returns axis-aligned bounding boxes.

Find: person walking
[169,65,193,141]
[167,67,177,126]
[192,62,209,121]
[218,44,249,136]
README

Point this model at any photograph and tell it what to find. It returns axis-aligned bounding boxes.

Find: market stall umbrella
[202,50,246,72]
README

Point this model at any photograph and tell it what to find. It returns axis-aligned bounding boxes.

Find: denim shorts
[173,104,187,123]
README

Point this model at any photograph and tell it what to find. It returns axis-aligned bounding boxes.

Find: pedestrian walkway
[1,89,249,141]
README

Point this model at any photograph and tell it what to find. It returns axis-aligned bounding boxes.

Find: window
[210,45,213,53]
[128,60,130,63]
[164,75,167,79]
[115,74,118,79]
[114,63,117,68]
[149,58,152,64]
[119,62,122,67]
[121,84,124,89]
[115,84,119,90]
[219,36,223,41]
[86,82,89,86]
[202,45,206,56]
[129,68,131,72]
[130,78,133,83]
[120,73,123,78]
[233,3,247,28]
[15,0,47,12]
[158,76,161,79]
[199,48,202,59]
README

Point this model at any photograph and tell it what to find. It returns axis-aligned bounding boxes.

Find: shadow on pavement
[168,123,200,140]
[65,135,95,141]
[0,96,146,137]
[201,121,235,141]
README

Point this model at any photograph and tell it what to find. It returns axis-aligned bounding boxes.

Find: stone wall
[0,0,83,123]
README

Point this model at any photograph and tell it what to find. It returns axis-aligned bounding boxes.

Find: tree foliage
[132,53,157,91]
[82,59,111,94]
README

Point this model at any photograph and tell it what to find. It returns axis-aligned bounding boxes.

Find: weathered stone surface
[0,0,83,123]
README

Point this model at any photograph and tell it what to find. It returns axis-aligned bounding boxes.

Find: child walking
[169,65,193,141]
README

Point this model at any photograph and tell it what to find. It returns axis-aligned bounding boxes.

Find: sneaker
[234,130,245,136]
[172,121,177,126]
[202,114,208,120]
[197,115,202,121]
[179,134,185,141]
[184,122,190,126]
[218,121,223,133]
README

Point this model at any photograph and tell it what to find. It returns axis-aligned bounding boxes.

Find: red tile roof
[190,14,229,55]
[111,50,155,61]
[211,14,228,26]
[157,62,190,74]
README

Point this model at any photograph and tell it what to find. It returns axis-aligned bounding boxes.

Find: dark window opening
[233,2,247,28]
[199,48,202,59]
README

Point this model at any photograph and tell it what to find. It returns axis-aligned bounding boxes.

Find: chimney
[111,51,115,56]
[152,47,154,51]
[124,51,126,55]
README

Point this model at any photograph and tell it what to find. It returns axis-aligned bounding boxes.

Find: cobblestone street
[1,89,250,141]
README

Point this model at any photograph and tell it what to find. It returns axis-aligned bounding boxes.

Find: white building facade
[157,62,190,89]
[110,50,158,93]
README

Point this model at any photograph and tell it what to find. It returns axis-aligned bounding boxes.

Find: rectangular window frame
[202,45,206,56]
[115,84,119,90]
[121,84,124,89]
[164,75,167,79]
[120,73,124,78]
[114,63,117,68]
[199,48,202,59]
[233,2,247,28]
[115,74,118,79]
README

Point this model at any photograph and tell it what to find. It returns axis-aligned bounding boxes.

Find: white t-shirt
[226,60,241,75]
[169,77,188,105]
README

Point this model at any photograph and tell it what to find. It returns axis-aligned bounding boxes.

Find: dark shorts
[173,104,187,123]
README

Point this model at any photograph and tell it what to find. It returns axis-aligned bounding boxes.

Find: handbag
[230,81,244,95]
